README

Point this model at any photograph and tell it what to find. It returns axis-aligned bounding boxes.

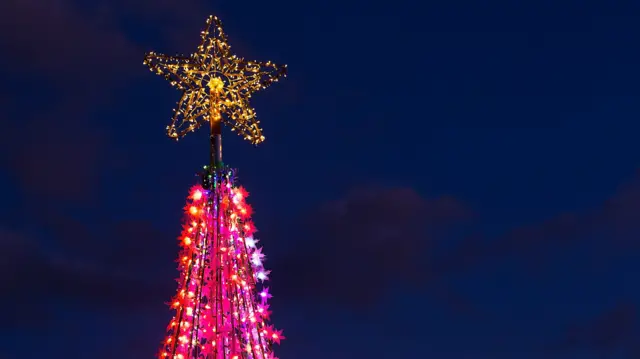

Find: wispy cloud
[549,301,638,356]
[272,186,472,310]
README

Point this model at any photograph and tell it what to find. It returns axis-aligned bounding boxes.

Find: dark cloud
[0,0,139,91]
[39,206,97,255]
[0,0,135,201]
[40,211,176,274]
[0,220,175,330]
[0,228,48,290]
[0,0,287,203]
[271,186,471,309]
[1,113,109,203]
[2,183,476,323]
[598,176,640,240]
[95,337,160,359]
[39,209,179,278]
[101,219,179,275]
[0,0,214,88]
[435,171,640,274]
[0,227,64,329]
[550,301,638,356]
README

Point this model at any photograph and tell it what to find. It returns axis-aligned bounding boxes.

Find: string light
[143,15,287,145]
[158,176,284,359]
[146,15,286,359]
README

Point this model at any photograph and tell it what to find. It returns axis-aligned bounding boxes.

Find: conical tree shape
[158,169,283,359]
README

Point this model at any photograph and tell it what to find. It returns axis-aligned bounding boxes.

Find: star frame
[143,15,287,145]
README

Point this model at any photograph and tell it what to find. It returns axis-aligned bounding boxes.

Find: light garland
[145,15,287,359]
[143,15,287,145]
[158,170,283,359]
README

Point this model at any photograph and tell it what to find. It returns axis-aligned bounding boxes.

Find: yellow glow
[207,77,224,93]
[143,15,287,145]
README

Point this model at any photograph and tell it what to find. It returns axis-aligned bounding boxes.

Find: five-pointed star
[143,15,287,145]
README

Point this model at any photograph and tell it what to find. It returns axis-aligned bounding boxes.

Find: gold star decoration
[143,15,287,145]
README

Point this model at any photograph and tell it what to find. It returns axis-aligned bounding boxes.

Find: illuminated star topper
[143,15,287,145]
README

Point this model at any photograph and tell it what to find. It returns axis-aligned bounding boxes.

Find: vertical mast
[210,87,223,170]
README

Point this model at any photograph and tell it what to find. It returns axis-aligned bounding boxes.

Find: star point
[144,15,286,145]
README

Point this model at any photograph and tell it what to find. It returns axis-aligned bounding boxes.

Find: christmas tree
[143,15,286,359]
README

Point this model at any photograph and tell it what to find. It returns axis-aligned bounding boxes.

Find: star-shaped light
[143,15,287,145]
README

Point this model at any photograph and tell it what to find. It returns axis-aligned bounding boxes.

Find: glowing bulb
[245,237,256,248]
[251,252,262,266]
[207,77,224,93]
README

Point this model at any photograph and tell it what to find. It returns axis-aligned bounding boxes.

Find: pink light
[192,189,203,201]
[159,176,282,359]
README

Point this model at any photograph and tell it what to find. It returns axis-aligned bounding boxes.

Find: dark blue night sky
[1,0,639,358]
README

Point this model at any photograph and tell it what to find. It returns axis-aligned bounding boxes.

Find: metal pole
[210,115,222,169]
[208,103,224,358]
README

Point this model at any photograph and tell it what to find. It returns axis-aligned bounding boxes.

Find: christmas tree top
[143,15,287,145]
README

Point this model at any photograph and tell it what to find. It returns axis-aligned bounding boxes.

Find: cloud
[598,175,640,240]
[0,0,140,92]
[0,227,48,290]
[100,219,179,276]
[270,186,471,309]
[550,301,637,355]
[0,0,214,82]
[0,0,287,204]
[1,111,109,203]
[0,227,63,329]
[0,184,477,329]
[0,220,175,330]
[39,209,179,279]
[435,171,640,275]
[39,206,98,255]
[0,0,138,202]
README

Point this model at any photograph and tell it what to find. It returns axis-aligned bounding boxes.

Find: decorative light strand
[158,170,284,359]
